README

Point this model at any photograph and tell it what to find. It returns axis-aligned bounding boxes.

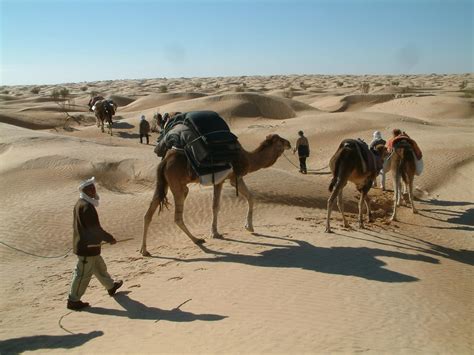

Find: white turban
[373,131,382,139]
[141,115,145,120]
[78,176,96,191]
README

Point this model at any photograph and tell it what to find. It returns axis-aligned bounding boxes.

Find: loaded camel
[388,139,418,221]
[140,134,291,256]
[326,139,387,233]
[93,99,117,135]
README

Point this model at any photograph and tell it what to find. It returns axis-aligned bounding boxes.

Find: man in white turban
[67,177,123,310]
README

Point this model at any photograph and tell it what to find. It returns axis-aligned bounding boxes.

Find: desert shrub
[391,80,400,86]
[336,81,344,87]
[194,82,202,88]
[234,86,245,92]
[359,82,370,93]
[459,80,468,90]
[2,90,10,94]
[462,88,474,98]
[30,87,40,94]
[214,83,220,89]
[373,82,383,87]
[159,85,168,93]
[80,86,88,91]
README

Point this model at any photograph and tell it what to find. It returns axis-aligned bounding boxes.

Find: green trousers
[69,255,115,302]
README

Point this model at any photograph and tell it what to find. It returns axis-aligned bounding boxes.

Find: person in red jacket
[67,177,123,311]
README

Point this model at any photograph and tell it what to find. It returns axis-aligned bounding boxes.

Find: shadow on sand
[85,292,227,322]
[154,233,439,283]
[0,331,103,355]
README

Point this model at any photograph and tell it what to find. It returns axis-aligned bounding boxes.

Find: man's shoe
[67,300,90,311]
[108,280,123,296]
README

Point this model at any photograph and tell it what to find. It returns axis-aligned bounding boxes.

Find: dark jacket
[73,199,114,256]
[139,119,150,134]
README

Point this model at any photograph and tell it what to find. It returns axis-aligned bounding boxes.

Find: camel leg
[408,178,418,214]
[230,177,254,232]
[326,180,345,233]
[365,194,373,222]
[210,182,224,238]
[381,170,386,191]
[390,171,399,221]
[101,120,105,133]
[172,186,205,245]
[336,190,349,228]
[140,198,161,256]
[358,192,366,229]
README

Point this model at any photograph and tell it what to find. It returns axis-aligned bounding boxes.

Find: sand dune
[0,74,473,354]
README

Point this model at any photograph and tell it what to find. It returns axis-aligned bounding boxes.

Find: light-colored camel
[326,139,387,233]
[140,134,291,256]
[94,99,117,135]
[388,140,418,221]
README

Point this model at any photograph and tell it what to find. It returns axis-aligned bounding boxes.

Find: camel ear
[266,134,273,140]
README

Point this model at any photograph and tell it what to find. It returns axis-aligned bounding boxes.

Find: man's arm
[82,205,116,244]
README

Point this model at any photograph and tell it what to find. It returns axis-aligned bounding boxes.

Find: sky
[0,0,472,85]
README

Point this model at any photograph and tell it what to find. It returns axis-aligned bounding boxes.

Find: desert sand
[0,74,473,354]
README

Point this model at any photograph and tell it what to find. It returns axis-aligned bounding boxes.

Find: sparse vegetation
[359,82,370,93]
[234,86,245,92]
[300,81,308,89]
[462,88,474,98]
[336,81,344,87]
[214,83,220,89]
[2,90,10,94]
[194,82,202,88]
[391,80,400,86]
[51,87,77,128]
[159,85,168,93]
[374,82,383,87]
[30,87,41,94]
[80,86,88,91]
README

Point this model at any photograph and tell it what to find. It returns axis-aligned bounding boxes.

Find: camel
[140,134,291,256]
[388,139,418,221]
[93,99,117,135]
[325,139,387,233]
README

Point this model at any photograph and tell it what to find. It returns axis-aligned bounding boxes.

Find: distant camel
[94,99,117,135]
[326,139,387,233]
[140,134,291,256]
[388,139,418,221]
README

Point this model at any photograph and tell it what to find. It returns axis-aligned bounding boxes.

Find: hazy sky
[1,0,472,85]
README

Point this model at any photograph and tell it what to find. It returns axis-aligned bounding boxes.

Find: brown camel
[94,99,117,135]
[140,134,291,256]
[325,139,387,233]
[388,139,418,221]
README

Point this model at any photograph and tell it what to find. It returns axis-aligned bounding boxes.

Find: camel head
[265,134,292,155]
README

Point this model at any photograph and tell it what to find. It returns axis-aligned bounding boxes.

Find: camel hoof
[210,233,223,239]
[325,228,333,233]
[245,225,254,233]
[141,250,151,257]
[413,209,418,214]
[194,238,206,245]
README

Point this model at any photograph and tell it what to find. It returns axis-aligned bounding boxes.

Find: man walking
[67,177,123,311]
[294,130,310,174]
[139,115,151,144]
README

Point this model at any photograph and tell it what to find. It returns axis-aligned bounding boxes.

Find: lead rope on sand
[59,312,75,334]
[0,238,133,259]
[282,152,329,172]
[0,241,72,259]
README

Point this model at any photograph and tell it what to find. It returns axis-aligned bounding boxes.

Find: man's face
[83,184,97,198]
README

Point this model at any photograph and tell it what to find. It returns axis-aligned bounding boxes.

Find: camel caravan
[133,109,422,255]
[81,98,423,253]
[88,95,117,135]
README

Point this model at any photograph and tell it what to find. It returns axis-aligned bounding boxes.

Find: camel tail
[155,158,170,213]
[328,146,348,192]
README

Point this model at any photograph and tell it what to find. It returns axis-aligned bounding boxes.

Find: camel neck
[246,145,281,173]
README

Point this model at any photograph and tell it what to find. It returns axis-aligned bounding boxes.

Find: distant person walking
[67,177,123,311]
[294,130,310,174]
[139,115,150,144]
[370,130,387,190]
